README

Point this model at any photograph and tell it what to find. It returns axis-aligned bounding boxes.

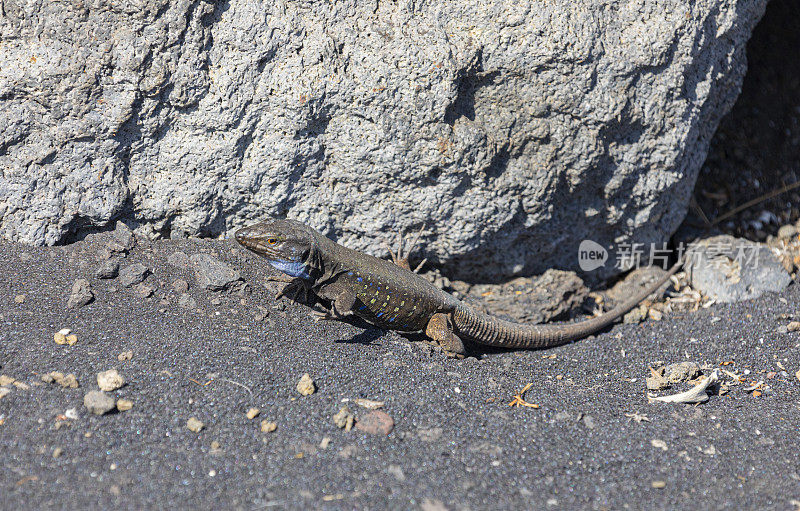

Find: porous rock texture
[0,0,768,281]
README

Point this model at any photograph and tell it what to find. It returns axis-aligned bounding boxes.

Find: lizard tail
[452,260,682,349]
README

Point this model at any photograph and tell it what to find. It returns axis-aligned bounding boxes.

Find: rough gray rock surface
[687,235,791,303]
[83,391,115,416]
[118,263,150,288]
[0,0,768,281]
[94,259,120,279]
[67,278,94,309]
[189,253,242,291]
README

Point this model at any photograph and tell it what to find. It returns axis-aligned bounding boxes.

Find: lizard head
[235,219,318,280]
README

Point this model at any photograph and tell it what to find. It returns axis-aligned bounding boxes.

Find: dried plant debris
[353,398,384,410]
[646,366,670,391]
[648,369,719,404]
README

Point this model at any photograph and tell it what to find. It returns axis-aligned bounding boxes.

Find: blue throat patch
[269,260,311,280]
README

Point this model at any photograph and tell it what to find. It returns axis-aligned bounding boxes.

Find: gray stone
[189,253,241,291]
[83,391,115,416]
[0,0,768,281]
[107,222,136,254]
[167,251,190,269]
[172,279,189,294]
[95,259,120,279]
[135,283,155,298]
[686,235,791,303]
[67,279,94,309]
[178,293,197,309]
[465,269,588,324]
[118,263,150,288]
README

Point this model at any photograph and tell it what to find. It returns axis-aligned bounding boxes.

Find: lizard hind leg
[311,289,357,322]
[425,313,466,358]
[382,224,427,273]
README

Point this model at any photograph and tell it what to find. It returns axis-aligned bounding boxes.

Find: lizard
[235,218,681,356]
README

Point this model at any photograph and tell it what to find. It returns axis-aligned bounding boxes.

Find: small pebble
[787,321,800,332]
[246,408,260,420]
[319,437,331,449]
[53,328,77,346]
[388,464,406,481]
[84,391,116,415]
[52,447,63,458]
[355,410,394,436]
[118,351,133,361]
[53,329,70,344]
[135,283,155,298]
[14,294,26,304]
[172,279,189,294]
[95,259,120,279]
[651,439,668,451]
[333,407,355,431]
[210,440,221,450]
[178,293,197,309]
[260,420,277,433]
[116,399,133,412]
[777,224,797,239]
[296,373,316,396]
[651,481,666,489]
[41,372,79,388]
[167,251,189,268]
[0,375,15,386]
[97,369,125,391]
[186,417,204,432]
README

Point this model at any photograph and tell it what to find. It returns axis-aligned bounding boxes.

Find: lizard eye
[266,238,278,245]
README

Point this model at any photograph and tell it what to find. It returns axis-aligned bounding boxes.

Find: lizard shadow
[329,315,387,346]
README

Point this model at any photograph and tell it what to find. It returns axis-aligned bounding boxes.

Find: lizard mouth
[235,227,275,256]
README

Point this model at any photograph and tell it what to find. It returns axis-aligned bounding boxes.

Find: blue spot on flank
[358,304,367,311]
[356,276,363,281]
[376,312,383,318]
[347,272,353,276]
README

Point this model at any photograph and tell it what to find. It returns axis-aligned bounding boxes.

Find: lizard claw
[310,309,334,322]
[383,223,426,273]
[274,280,309,303]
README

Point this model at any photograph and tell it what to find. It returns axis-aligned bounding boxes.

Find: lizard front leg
[270,275,311,303]
[425,312,466,357]
[311,289,357,322]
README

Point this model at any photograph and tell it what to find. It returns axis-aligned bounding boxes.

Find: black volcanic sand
[1,233,799,510]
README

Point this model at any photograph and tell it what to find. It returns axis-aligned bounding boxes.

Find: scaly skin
[235,219,681,355]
